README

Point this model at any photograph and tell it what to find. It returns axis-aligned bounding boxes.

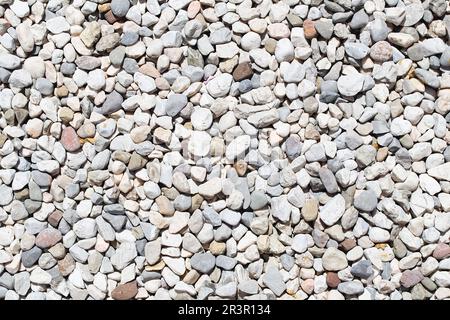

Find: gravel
[0,0,449,301]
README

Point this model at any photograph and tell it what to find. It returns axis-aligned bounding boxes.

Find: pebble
[46,17,70,34]
[35,229,62,249]
[60,127,81,152]
[337,281,364,296]
[233,62,253,81]
[354,190,378,212]
[337,74,364,96]
[319,194,345,226]
[262,266,286,297]
[165,94,187,116]
[111,281,138,300]
[190,252,215,274]
[292,234,309,254]
[401,270,424,288]
[191,108,212,130]
[322,248,348,271]
[206,74,233,97]
[351,260,373,279]
[344,42,370,60]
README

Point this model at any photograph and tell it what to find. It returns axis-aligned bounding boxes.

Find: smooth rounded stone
[60,63,76,76]
[12,172,30,191]
[145,240,161,265]
[216,282,237,298]
[280,60,305,83]
[14,272,30,296]
[155,196,175,216]
[408,143,431,162]
[302,198,318,222]
[414,69,439,89]
[190,252,216,274]
[96,33,120,52]
[262,266,286,297]
[410,39,446,60]
[96,91,124,115]
[322,247,348,271]
[314,19,334,40]
[111,281,138,300]
[337,281,364,295]
[134,72,156,93]
[326,272,341,289]
[216,255,237,270]
[238,280,259,295]
[250,191,268,210]
[0,0,449,301]
[354,190,378,212]
[433,243,450,260]
[233,63,253,82]
[87,69,105,90]
[344,42,369,60]
[120,32,139,46]
[11,201,29,221]
[216,42,239,59]
[111,242,137,270]
[110,46,126,66]
[198,177,222,198]
[241,32,261,51]
[301,19,316,39]
[22,247,43,268]
[0,228,14,247]
[182,65,204,82]
[305,143,326,162]
[191,108,212,130]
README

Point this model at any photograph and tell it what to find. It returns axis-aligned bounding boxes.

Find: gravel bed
[0,0,450,300]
